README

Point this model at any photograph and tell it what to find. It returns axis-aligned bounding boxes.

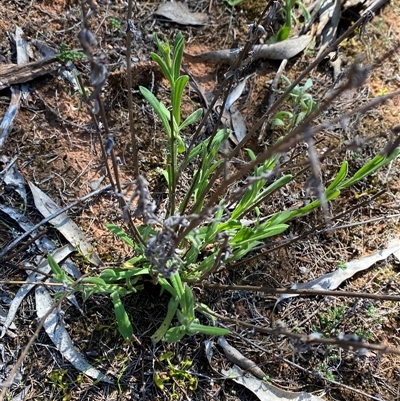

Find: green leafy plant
[269,0,311,43]
[46,368,81,401]
[47,31,400,347]
[367,303,376,318]
[355,327,374,341]
[108,17,122,31]
[140,33,203,195]
[317,364,335,381]
[315,306,347,336]
[57,43,85,63]
[154,351,198,396]
[271,76,318,129]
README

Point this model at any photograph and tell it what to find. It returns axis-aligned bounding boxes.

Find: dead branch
[0,56,59,90]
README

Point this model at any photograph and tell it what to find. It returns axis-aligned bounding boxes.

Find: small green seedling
[108,17,122,31]
[57,43,85,63]
[271,76,317,129]
[154,351,198,396]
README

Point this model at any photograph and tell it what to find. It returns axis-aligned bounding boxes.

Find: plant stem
[169,109,177,216]
[126,0,139,177]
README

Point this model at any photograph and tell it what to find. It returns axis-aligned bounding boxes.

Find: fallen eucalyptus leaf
[204,339,214,364]
[0,204,84,335]
[0,305,17,338]
[0,244,75,338]
[31,39,57,58]
[11,385,31,401]
[222,364,324,401]
[184,35,312,64]
[35,285,113,384]
[0,204,39,242]
[0,156,26,205]
[229,105,247,143]
[224,74,253,143]
[226,75,253,111]
[154,2,208,26]
[343,0,388,12]
[276,241,400,305]
[15,26,30,100]
[316,0,341,57]
[29,182,102,266]
[0,86,21,149]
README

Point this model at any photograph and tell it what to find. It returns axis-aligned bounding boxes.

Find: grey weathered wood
[0,56,59,90]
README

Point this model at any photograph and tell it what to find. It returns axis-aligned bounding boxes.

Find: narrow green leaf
[216,220,242,232]
[158,277,178,298]
[339,150,400,189]
[99,267,149,282]
[296,0,311,21]
[236,224,288,246]
[252,224,289,242]
[193,159,225,210]
[47,253,64,277]
[231,227,254,244]
[106,223,135,247]
[111,291,133,340]
[151,297,179,344]
[160,168,169,185]
[246,148,257,161]
[139,86,171,135]
[231,183,258,220]
[176,309,188,326]
[263,210,292,226]
[179,108,203,130]
[172,32,185,82]
[170,273,185,300]
[176,134,186,154]
[203,204,224,245]
[182,285,195,319]
[232,173,291,222]
[185,244,200,265]
[252,175,293,206]
[82,277,107,286]
[150,52,173,85]
[153,34,171,69]
[288,189,341,219]
[224,0,244,6]
[197,253,218,273]
[187,322,231,336]
[187,142,205,162]
[231,244,260,261]
[172,75,189,126]
[164,326,186,343]
[326,161,348,191]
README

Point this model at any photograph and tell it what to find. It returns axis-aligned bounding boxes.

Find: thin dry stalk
[204,283,400,302]
[125,0,139,177]
[203,307,400,356]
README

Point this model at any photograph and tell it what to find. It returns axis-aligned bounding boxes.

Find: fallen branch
[0,55,59,90]
[201,307,400,357]
[204,283,400,302]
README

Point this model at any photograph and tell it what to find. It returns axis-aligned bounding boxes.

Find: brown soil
[0,1,399,400]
